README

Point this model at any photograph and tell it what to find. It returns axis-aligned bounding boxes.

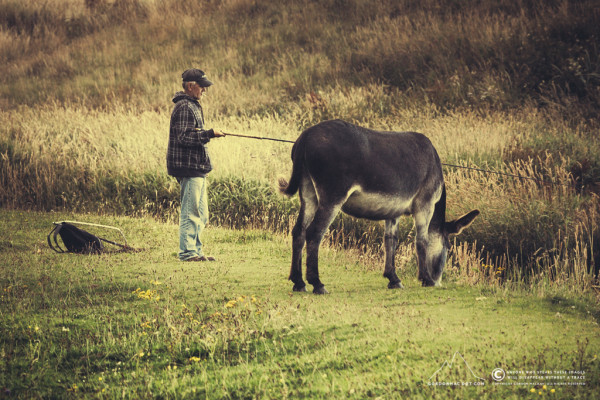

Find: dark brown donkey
[279,120,479,294]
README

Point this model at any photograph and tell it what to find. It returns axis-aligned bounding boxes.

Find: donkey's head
[420,209,480,286]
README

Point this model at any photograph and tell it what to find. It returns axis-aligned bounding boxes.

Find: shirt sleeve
[172,103,214,146]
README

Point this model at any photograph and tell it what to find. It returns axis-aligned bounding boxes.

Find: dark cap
[182,68,213,87]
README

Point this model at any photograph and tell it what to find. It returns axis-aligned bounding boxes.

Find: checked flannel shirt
[167,91,216,177]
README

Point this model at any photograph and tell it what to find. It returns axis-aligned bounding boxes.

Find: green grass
[1,209,599,398]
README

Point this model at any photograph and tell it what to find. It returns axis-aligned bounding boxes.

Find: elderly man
[167,68,225,261]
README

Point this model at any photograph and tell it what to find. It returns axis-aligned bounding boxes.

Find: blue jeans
[178,177,209,260]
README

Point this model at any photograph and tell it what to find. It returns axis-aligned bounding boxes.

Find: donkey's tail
[278,137,305,196]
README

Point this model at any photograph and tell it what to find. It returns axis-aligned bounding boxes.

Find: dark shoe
[183,256,203,262]
[198,256,216,261]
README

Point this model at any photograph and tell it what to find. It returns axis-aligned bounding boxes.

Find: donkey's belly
[342,187,413,220]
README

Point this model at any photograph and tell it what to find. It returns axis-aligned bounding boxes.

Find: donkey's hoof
[388,281,404,289]
[313,286,329,295]
[293,285,307,292]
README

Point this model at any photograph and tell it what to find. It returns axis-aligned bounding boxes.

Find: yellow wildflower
[132,288,160,301]
[225,300,237,308]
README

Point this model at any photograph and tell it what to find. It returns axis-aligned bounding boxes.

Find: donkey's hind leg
[289,178,317,292]
[305,199,343,294]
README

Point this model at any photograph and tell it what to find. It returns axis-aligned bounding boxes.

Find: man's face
[188,82,207,100]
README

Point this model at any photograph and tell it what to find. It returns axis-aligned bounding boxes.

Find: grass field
[2,0,600,397]
[1,209,599,399]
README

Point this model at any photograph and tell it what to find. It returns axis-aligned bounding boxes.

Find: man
[167,68,225,261]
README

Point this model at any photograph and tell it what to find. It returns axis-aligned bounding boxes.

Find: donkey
[279,120,479,294]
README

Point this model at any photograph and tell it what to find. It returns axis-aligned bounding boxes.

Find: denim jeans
[178,177,209,260]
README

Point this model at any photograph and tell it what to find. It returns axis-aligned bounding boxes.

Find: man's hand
[213,131,226,138]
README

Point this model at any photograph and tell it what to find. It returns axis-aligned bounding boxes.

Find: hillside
[1,0,599,120]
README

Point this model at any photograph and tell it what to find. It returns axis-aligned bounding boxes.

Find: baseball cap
[182,68,213,87]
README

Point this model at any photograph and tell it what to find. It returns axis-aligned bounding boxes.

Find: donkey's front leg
[383,218,403,289]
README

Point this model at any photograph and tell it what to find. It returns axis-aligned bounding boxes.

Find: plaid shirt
[167,92,215,177]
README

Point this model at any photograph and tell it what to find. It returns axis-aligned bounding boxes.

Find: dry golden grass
[0,99,547,190]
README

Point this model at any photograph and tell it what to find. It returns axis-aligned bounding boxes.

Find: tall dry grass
[0,98,532,214]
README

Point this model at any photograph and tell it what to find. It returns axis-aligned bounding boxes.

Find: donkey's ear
[446,210,480,235]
